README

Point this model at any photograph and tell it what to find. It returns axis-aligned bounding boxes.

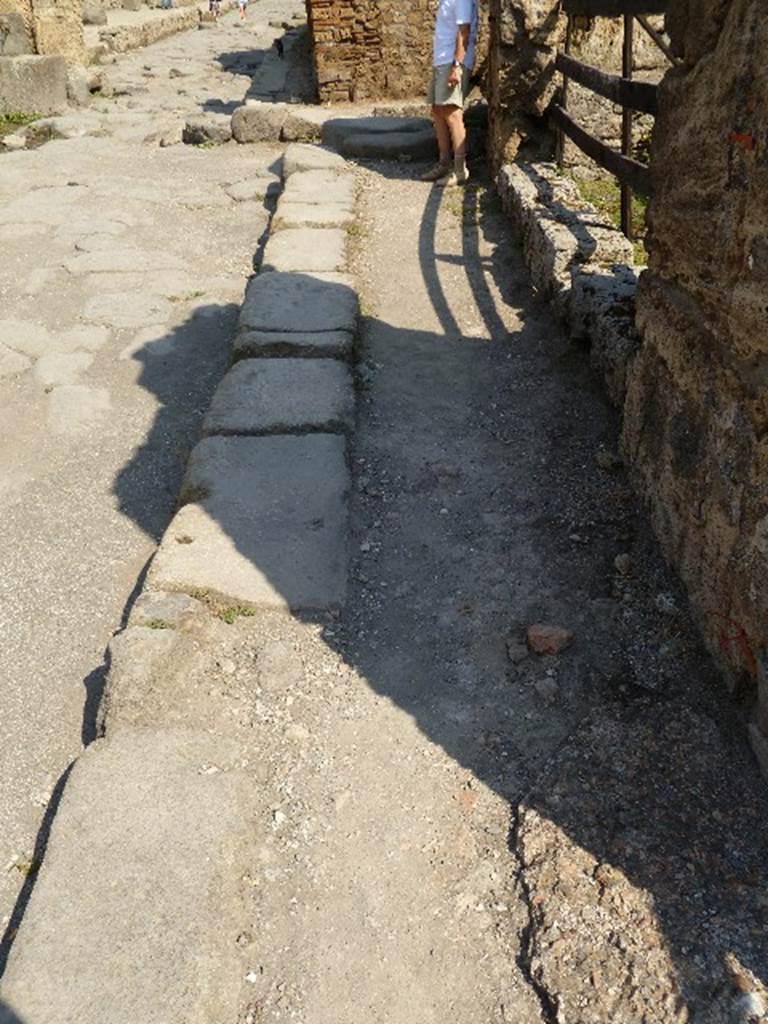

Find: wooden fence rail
[553,0,672,238]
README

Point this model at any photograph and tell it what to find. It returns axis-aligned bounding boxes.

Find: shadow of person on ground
[5,161,765,1020]
[0,998,25,1023]
[113,162,768,1015]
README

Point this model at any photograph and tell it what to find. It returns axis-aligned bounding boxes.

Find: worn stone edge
[0,144,363,1015]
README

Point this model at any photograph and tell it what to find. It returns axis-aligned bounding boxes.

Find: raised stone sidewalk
[0,141,360,1023]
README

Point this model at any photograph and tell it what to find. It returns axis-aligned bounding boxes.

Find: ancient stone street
[0,0,300,946]
[1,2,767,1022]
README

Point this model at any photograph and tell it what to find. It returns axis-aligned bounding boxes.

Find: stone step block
[260,227,347,274]
[282,169,355,207]
[234,328,355,361]
[203,359,354,437]
[0,729,249,1024]
[321,115,433,152]
[148,435,349,611]
[272,198,354,231]
[282,142,347,178]
[338,128,438,161]
[238,271,358,336]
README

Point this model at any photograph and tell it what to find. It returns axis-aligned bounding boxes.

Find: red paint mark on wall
[729,131,757,152]
[710,612,758,678]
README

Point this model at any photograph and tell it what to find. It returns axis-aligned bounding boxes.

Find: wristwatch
[452,60,463,68]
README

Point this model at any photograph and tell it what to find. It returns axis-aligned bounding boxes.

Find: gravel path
[0,0,301,951]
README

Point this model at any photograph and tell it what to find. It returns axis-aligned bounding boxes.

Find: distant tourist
[238,0,248,19]
[421,0,478,187]
[208,0,220,19]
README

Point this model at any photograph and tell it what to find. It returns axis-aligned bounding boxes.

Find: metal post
[620,13,634,239]
[556,15,573,167]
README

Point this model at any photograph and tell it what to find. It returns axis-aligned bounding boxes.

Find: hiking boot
[420,160,451,182]
[436,158,469,188]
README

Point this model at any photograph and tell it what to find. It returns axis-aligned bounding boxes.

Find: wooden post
[620,13,634,239]
[556,15,573,167]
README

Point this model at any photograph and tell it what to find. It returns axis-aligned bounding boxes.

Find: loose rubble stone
[231,102,286,142]
[148,434,350,611]
[260,227,347,273]
[182,113,232,146]
[533,676,559,703]
[0,730,249,1024]
[238,271,358,335]
[614,553,632,576]
[203,358,354,436]
[526,623,574,655]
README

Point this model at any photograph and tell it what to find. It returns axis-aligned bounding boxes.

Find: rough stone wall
[306,0,487,104]
[306,0,434,103]
[623,0,768,720]
[0,0,35,53]
[0,0,83,62]
[33,0,85,63]
[486,3,667,175]
[486,0,564,171]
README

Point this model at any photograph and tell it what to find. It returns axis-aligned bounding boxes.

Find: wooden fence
[552,0,676,238]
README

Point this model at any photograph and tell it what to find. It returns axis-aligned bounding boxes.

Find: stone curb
[497,161,639,407]
[0,142,362,1021]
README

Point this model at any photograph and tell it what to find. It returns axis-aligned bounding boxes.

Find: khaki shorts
[427,64,471,108]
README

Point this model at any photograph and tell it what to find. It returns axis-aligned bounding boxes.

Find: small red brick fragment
[526,624,574,656]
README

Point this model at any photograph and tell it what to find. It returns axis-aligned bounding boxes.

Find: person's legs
[442,105,468,184]
[420,102,452,181]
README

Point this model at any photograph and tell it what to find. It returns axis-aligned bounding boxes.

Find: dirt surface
[91,164,766,1023]
[0,0,302,956]
[1,8,767,1020]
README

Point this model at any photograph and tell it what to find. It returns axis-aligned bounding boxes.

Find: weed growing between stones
[0,112,41,140]
[569,174,649,264]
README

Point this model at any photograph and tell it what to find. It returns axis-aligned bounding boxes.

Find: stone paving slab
[260,227,347,273]
[234,327,355,360]
[282,169,355,207]
[238,270,358,335]
[203,358,354,436]
[272,197,354,231]
[282,142,347,177]
[0,729,248,1024]
[148,434,349,611]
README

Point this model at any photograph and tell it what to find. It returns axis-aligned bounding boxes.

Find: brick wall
[307,0,490,104]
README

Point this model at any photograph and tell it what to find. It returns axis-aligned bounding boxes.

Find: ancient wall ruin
[624,0,767,738]
[0,0,84,63]
[306,0,435,103]
[485,1,666,174]
[306,0,488,104]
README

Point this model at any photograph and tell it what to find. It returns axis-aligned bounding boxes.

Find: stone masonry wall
[0,0,83,62]
[623,0,768,731]
[306,0,487,104]
[485,1,666,175]
[306,0,435,103]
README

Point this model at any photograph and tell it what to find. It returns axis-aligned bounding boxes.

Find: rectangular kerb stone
[203,358,354,437]
[0,729,248,1024]
[148,434,350,611]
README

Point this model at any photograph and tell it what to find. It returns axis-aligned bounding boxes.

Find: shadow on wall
[1,166,766,1018]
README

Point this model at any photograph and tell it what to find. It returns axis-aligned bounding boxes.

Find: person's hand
[448,65,461,87]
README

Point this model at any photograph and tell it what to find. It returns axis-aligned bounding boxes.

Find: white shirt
[433,0,477,70]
